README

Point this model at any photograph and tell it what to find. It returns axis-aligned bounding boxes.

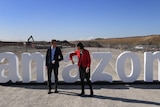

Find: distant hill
[1,35,160,48]
[71,35,160,47]
[94,34,160,45]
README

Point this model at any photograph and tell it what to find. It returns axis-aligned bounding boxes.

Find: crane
[27,35,34,43]
[26,35,35,48]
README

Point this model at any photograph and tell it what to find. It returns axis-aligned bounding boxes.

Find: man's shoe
[54,90,58,93]
[48,90,52,94]
[79,92,85,97]
[89,90,94,97]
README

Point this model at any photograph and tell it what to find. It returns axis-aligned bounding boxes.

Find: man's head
[77,42,84,50]
[51,39,57,47]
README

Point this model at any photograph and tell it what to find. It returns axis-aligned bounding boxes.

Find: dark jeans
[47,65,58,91]
[79,66,93,93]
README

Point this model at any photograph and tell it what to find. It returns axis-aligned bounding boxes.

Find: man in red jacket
[70,42,93,97]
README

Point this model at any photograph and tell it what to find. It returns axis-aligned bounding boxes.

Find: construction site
[0,35,160,107]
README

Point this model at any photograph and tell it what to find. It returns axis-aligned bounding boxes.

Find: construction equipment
[27,35,35,48]
[27,35,34,43]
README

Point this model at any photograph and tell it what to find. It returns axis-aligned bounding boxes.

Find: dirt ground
[0,84,160,107]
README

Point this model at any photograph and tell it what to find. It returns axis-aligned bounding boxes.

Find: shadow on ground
[57,89,160,106]
[1,84,160,106]
[1,82,160,90]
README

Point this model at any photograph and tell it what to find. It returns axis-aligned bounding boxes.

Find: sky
[0,0,160,41]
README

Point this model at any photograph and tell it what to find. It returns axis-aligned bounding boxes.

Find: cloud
[78,36,95,40]
[0,36,11,41]
[0,35,24,41]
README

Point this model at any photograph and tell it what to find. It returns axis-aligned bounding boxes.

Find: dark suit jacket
[46,47,63,67]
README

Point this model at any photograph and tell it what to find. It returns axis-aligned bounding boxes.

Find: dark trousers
[47,65,58,91]
[79,66,93,93]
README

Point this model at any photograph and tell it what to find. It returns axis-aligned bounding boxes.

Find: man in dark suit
[46,39,63,94]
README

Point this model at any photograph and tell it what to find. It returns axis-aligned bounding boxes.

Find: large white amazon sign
[0,51,160,83]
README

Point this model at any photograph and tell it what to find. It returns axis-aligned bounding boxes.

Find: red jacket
[70,49,91,68]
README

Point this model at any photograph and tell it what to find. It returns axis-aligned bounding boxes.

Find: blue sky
[0,0,160,41]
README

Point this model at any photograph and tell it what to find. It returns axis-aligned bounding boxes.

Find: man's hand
[52,60,55,64]
[86,67,90,73]
[71,60,75,64]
